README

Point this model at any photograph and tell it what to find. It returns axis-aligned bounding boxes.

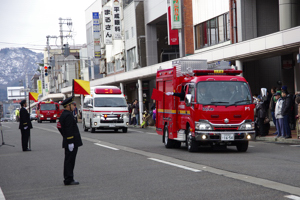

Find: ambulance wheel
[164,125,174,148]
[83,120,88,132]
[122,128,128,133]
[236,141,248,152]
[186,128,198,152]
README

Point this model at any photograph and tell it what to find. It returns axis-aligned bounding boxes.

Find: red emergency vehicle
[155,60,255,152]
[36,101,61,123]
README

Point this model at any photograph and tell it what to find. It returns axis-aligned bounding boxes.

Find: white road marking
[94,143,119,150]
[0,187,6,200]
[249,145,255,147]
[285,195,300,200]
[290,145,300,147]
[0,125,10,128]
[148,158,201,172]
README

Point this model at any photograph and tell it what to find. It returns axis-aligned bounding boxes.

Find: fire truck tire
[236,141,249,152]
[122,128,128,133]
[83,120,88,132]
[164,125,174,148]
[114,129,118,132]
[187,129,198,152]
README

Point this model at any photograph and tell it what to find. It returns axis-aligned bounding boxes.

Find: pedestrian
[58,96,83,186]
[15,108,20,122]
[281,88,292,138]
[255,96,267,136]
[73,102,78,123]
[19,100,32,151]
[131,99,139,126]
[269,87,278,134]
[150,100,156,122]
[127,102,132,125]
[274,92,285,138]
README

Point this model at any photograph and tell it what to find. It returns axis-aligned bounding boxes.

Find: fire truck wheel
[164,125,174,148]
[186,128,198,152]
[236,141,249,152]
[122,128,128,133]
[114,129,118,132]
[83,121,88,132]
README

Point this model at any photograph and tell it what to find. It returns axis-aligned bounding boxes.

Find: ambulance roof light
[94,88,122,94]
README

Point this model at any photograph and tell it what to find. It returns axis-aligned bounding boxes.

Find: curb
[255,136,300,144]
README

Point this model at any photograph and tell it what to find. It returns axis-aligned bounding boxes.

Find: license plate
[109,124,116,127]
[221,134,234,141]
[47,118,51,120]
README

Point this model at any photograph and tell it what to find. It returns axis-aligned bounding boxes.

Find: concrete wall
[193,0,229,25]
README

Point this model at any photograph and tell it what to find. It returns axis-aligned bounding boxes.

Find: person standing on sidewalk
[269,87,278,135]
[131,99,139,126]
[19,100,32,151]
[256,96,267,137]
[281,88,292,138]
[274,93,285,138]
[58,96,83,186]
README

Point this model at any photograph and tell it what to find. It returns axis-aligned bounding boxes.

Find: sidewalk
[255,126,300,144]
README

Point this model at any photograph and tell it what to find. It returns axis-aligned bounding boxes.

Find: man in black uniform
[58,96,83,186]
[19,100,32,151]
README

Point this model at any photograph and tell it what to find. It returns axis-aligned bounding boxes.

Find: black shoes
[23,148,31,151]
[64,181,79,186]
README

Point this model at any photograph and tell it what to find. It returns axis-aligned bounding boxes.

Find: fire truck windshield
[40,104,56,111]
[94,97,127,107]
[196,81,252,105]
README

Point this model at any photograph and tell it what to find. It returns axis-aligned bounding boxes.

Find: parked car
[30,110,37,121]
[1,114,12,122]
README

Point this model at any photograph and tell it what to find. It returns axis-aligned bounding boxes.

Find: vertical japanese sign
[93,12,101,58]
[103,6,113,45]
[167,6,179,45]
[113,0,122,40]
[37,80,42,94]
[171,0,182,29]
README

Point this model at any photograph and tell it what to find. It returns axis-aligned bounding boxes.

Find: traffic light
[44,66,48,76]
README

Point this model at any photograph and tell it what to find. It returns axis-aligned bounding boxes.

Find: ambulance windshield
[94,97,127,107]
[196,81,252,105]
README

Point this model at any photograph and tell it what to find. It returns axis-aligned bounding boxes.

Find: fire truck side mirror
[185,94,192,107]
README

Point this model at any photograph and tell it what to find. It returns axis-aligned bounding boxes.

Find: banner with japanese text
[103,6,113,45]
[113,0,122,40]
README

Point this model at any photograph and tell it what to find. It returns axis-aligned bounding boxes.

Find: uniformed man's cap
[20,99,26,106]
[61,96,74,107]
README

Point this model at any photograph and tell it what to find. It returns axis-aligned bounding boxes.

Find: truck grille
[214,127,238,131]
[100,120,124,123]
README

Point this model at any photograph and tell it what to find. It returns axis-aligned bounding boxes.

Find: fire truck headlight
[40,114,44,118]
[195,121,212,130]
[239,122,254,130]
[53,114,57,118]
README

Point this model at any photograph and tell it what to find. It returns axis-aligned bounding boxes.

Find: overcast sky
[0,0,97,52]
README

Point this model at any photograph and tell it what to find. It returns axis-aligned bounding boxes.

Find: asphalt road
[0,121,300,200]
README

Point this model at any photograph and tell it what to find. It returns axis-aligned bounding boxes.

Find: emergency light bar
[94,88,122,94]
[193,69,242,76]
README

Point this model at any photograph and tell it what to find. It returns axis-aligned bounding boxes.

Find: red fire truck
[36,101,61,123]
[155,60,255,152]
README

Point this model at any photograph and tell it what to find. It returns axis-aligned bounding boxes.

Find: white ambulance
[82,86,129,133]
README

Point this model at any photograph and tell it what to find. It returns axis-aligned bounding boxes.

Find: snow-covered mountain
[0,47,43,100]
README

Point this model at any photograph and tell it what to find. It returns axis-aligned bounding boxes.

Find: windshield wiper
[225,100,251,107]
[202,101,229,106]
